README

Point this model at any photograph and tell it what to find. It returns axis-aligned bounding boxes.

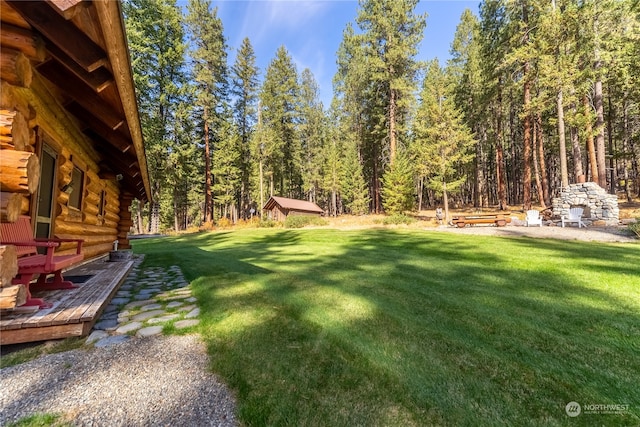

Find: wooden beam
[94,1,151,203]
[94,146,139,177]
[1,1,29,27]
[0,149,40,194]
[37,60,124,130]
[93,142,139,178]
[0,109,16,131]
[7,0,107,72]
[0,322,85,345]
[12,74,101,168]
[0,110,32,151]
[0,23,46,62]
[97,169,117,180]
[0,285,27,309]
[65,102,131,152]
[1,191,23,222]
[0,245,19,287]
[47,0,86,20]
[0,48,33,88]
[46,43,114,93]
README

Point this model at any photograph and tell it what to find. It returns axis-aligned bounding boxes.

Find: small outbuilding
[263,196,323,221]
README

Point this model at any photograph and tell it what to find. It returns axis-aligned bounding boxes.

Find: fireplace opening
[570,204,590,218]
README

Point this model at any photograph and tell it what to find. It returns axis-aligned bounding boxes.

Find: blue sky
[209,1,481,106]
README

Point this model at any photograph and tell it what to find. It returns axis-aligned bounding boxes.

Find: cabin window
[67,166,84,210]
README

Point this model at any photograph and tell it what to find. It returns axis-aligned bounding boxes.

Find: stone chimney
[552,182,619,226]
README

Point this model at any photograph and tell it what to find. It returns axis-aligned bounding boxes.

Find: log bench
[451,214,512,228]
[0,216,83,308]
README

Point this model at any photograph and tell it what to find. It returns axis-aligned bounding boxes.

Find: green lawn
[132,228,640,426]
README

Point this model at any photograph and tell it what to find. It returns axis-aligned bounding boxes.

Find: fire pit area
[552,182,619,226]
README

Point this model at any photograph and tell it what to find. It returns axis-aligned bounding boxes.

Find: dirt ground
[323,200,640,243]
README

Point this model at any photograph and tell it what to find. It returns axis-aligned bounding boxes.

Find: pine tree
[381,150,414,215]
[212,105,241,221]
[356,0,426,165]
[231,38,260,218]
[340,138,370,215]
[299,69,326,203]
[449,9,487,207]
[478,0,510,209]
[414,61,475,222]
[124,0,189,232]
[260,46,301,198]
[334,23,378,212]
[185,0,228,223]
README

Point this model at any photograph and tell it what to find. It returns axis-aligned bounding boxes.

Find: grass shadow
[132,228,640,426]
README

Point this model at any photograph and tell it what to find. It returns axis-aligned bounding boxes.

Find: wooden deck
[0,256,134,345]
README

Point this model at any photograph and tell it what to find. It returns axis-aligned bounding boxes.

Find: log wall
[0,19,132,267]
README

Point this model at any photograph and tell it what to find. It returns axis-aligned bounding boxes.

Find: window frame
[67,165,85,211]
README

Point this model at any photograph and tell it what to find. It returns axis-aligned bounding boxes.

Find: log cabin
[0,0,151,313]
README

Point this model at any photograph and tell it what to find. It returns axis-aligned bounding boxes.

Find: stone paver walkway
[86,257,200,347]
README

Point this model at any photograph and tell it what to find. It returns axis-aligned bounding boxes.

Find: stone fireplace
[552,182,619,226]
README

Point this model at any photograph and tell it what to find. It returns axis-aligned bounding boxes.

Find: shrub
[382,214,416,225]
[284,215,328,229]
[216,217,233,228]
[628,218,640,238]
[258,219,281,228]
[235,217,261,229]
[199,221,216,231]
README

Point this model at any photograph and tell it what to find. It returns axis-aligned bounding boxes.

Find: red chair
[0,216,83,308]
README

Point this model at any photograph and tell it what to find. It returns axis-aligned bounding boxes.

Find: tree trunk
[536,113,550,207]
[173,194,179,231]
[331,188,337,217]
[532,117,545,208]
[521,2,532,211]
[442,180,450,224]
[593,13,607,190]
[584,95,598,184]
[622,100,632,202]
[496,81,508,210]
[149,200,159,234]
[204,107,212,223]
[389,86,397,165]
[372,145,381,213]
[594,79,607,189]
[136,199,144,234]
[522,89,532,210]
[259,159,264,217]
[557,90,569,188]
[606,88,615,194]
[570,126,584,183]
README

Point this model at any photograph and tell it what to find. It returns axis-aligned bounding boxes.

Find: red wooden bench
[0,216,83,308]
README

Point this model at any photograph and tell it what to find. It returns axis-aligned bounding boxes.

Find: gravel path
[1,335,237,426]
[428,224,638,243]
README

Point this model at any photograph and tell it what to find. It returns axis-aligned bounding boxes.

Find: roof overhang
[2,0,151,202]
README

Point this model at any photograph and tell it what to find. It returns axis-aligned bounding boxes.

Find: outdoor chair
[561,207,586,228]
[525,210,542,227]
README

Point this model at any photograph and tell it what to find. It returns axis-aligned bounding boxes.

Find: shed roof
[264,196,324,214]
